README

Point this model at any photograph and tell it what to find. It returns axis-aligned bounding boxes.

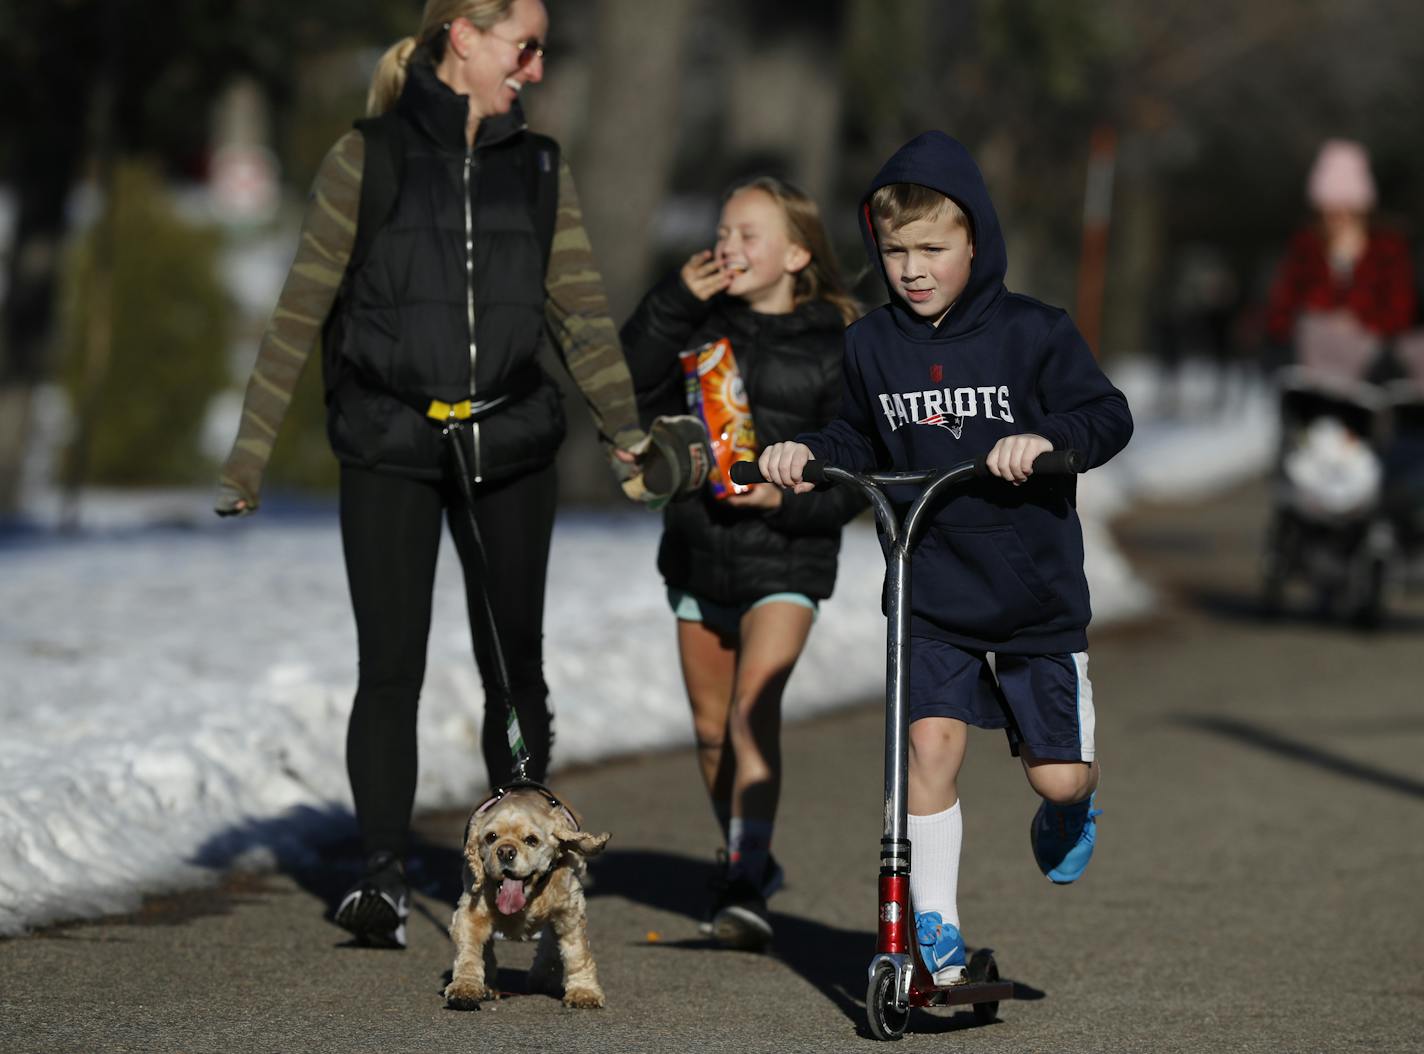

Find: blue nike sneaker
[914,911,966,985]
[1031,792,1102,884]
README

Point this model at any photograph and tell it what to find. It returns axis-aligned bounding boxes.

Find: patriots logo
[916,413,964,439]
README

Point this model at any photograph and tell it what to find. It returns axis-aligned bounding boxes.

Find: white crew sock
[908,800,963,931]
[727,817,774,885]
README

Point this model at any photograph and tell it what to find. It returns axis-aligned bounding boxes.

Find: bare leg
[1021,748,1099,804]
[907,716,968,814]
[675,618,738,825]
[726,602,815,827]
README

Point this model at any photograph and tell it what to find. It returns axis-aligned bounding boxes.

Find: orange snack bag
[679,338,757,498]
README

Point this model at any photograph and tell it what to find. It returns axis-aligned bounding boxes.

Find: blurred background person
[1263,138,1415,382]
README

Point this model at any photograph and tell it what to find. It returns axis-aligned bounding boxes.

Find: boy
[758,131,1132,984]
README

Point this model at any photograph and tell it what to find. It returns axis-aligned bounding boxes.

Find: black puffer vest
[622,274,866,605]
[324,61,564,483]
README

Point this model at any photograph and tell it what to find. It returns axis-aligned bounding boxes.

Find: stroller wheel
[1260,511,1297,618]
[1260,563,1286,618]
[1347,555,1388,629]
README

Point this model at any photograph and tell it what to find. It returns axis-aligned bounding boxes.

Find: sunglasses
[486,27,546,69]
[441,20,546,69]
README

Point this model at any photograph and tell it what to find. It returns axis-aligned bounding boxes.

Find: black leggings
[339,460,558,857]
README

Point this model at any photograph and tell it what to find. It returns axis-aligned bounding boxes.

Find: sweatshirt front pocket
[917,524,1059,639]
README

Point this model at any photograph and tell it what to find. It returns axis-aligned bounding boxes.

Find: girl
[621,176,863,950]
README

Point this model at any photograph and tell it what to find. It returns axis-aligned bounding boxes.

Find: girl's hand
[984,433,1053,485]
[758,442,817,495]
[724,482,783,510]
[680,250,733,302]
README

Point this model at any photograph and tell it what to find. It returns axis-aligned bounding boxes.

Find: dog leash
[439,417,532,783]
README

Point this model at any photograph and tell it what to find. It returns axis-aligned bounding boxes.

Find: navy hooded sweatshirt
[802,131,1133,655]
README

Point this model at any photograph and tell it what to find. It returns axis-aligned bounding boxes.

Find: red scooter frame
[734,449,1081,1040]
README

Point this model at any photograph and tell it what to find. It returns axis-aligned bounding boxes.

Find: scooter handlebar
[728,460,826,486]
[728,450,1081,487]
[975,448,1083,477]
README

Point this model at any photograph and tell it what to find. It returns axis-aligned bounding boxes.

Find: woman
[215,0,643,948]
[1265,138,1415,376]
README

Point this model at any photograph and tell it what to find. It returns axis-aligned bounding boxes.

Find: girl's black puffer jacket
[621,272,866,606]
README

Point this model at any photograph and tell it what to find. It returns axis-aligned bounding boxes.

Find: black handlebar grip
[972,448,1083,479]
[728,459,830,487]
[729,461,765,485]
[1031,449,1083,475]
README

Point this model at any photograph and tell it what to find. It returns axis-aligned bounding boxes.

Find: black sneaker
[699,852,784,936]
[710,876,773,951]
[334,851,410,949]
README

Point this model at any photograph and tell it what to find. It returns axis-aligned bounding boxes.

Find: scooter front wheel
[866,962,909,1041]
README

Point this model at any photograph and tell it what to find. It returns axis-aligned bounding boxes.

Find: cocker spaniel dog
[445,783,611,1010]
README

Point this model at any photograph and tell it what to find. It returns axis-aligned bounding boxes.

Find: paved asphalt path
[3,479,1422,1053]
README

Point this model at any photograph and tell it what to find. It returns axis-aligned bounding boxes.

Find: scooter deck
[914,978,1014,1008]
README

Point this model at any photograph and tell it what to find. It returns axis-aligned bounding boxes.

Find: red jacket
[1265,226,1415,343]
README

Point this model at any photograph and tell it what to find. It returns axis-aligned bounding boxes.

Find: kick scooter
[733,449,1082,1041]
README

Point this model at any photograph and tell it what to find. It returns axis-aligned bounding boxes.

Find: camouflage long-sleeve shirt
[216,130,643,512]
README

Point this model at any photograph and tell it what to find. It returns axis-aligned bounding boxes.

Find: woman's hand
[984,433,1053,485]
[214,483,256,517]
[680,250,733,302]
[724,482,783,510]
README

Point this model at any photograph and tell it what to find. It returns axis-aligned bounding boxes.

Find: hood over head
[860,131,1007,338]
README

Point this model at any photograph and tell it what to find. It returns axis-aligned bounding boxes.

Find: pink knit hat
[1307,138,1376,211]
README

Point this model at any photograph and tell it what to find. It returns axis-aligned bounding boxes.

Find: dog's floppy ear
[462,813,485,887]
[555,827,611,858]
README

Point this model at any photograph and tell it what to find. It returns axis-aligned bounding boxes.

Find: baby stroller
[1261,314,1424,626]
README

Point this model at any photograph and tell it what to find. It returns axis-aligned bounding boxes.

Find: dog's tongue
[496,877,527,915]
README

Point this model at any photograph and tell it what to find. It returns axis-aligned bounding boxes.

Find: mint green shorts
[667,587,818,636]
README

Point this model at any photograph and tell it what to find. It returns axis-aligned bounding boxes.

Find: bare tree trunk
[0,43,93,520]
[577,0,696,322]
[545,0,696,504]
[724,36,843,208]
[1102,138,1163,360]
[0,215,65,518]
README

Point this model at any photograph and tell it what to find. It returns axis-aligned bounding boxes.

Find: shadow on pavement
[585,847,1045,1034]
[1187,586,1424,633]
[584,846,717,920]
[1175,714,1424,800]
[184,803,469,943]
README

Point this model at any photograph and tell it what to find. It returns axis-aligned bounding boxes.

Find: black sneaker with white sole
[334,851,410,949]
[710,876,773,951]
[699,853,784,936]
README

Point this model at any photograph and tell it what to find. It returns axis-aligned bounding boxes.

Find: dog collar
[464,778,580,844]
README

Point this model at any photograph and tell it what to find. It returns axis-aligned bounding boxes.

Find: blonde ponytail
[366,37,419,116]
